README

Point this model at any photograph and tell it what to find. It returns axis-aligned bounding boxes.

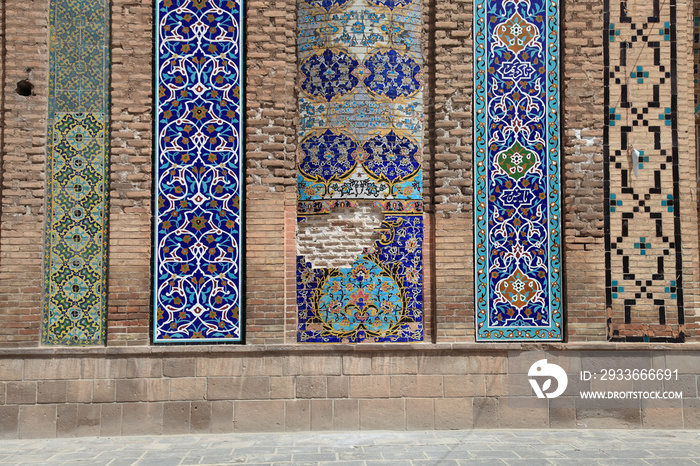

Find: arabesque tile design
[153,0,244,343]
[474,0,563,340]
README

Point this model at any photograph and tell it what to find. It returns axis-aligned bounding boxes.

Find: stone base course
[0,344,698,438]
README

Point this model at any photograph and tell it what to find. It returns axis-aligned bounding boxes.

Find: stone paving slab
[0,430,698,465]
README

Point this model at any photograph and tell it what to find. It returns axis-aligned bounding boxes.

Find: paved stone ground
[0,430,698,465]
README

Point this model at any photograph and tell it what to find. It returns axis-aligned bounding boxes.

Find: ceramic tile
[604,0,685,341]
[473,0,563,341]
[43,0,110,345]
[296,0,424,343]
[153,0,244,343]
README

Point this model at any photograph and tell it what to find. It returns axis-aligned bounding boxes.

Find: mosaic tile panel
[153,0,244,343]
[297,0,424,343]
[604,0,685,341]
[474,0,563,341]
[42,0,110,345]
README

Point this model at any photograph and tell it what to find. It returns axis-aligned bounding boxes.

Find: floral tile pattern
[297,0,424,343]
[42,0,110,345]
[474,0,563,341]
[153,0,244,343]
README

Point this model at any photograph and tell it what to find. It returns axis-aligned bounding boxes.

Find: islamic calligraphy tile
[604,0,685,341]
[153,0,244,343]
[42,0,110,345]
[297,0,423,343]
[474,0,563,341]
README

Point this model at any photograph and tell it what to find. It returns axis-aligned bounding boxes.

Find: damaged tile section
[297,204,383,269]
[296,0,424,343]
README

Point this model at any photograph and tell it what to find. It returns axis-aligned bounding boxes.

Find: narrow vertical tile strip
[604,0,685,342]
[474,0,563,341]
[296,0,424,343]
[42,0,110,345]
[153,0,244,343]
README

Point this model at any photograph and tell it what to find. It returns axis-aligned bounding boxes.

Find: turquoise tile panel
[473,0,563,340]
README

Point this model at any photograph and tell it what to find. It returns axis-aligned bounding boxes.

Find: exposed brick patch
[297,205,383,270]
[245,0,297,191]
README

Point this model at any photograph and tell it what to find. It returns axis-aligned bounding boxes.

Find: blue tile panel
[297,0,424,343]
[603,0,684,341]
[42,0,110,345]
[474,0,563,341]
[153,0,244,343]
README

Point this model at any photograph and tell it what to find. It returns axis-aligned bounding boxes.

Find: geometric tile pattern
[604,0,685,342]
[474,0,563,340]
[297,0,424,343]
[42,0,110,345]
[153,0,244,343]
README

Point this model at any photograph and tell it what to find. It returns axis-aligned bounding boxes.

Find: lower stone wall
[0,345,698,438]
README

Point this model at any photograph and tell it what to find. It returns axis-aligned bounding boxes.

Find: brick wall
[0,0,697,346]
[0,345,698,438]
[106,0,155,346]
[677,0,700,339]
[562,0,607,341]
[0,0,48,347]
[430,0,476,341]
[246,0,297,345]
